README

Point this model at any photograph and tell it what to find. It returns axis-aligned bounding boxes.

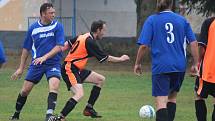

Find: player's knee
[98,75,105,86]
[74,90,84,100]
[49,87,59,93]
[155,97,167,109]
[49,81,60,92]
[156,103,167,110]
[101,76,105,82]
[79,92,84,99]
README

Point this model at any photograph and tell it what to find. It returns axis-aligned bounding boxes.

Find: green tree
[134,0,178,37]
[182,0,215,16]
[135,0,156,37]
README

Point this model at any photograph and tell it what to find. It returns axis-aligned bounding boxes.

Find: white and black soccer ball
[139,105,155,118]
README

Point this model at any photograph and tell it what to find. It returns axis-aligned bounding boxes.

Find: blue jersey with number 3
[137,11,196,74]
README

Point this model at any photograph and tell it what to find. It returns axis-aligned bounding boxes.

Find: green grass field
[0,67,214,121]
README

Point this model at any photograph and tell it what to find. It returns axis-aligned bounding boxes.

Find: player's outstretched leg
[83,72,105,118]
[9,93,28,120]
[10,80,34,120]
[45,92,58,121]
[83,86,102,118]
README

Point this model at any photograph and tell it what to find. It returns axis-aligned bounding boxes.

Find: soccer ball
[139,105,155,118]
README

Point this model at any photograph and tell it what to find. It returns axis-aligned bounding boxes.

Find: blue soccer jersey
[23,20,65,65]
[137,11,196,74]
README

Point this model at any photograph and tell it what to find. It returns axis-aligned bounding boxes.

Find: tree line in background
[135,0,215,37]
[132,0,215,63]
[182,0,215,17]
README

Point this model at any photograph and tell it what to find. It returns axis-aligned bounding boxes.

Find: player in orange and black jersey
[194,17,215,121]
[51,20,130,121]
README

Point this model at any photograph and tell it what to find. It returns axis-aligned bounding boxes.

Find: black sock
[15,93,27,114]
[156,108,168,121]
[87,86,101,107]
[195,100,207,121]
[167,102,176,121]
[46,92,57,115]
[212,104,215,121]
[60,98,78,117]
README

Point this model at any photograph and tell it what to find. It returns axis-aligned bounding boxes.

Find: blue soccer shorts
[25,64,61,84]
[152,72,185,96]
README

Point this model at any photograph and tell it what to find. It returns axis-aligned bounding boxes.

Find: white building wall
[53,0,206,37]
[53,0,137,37]
[0,0,206,37]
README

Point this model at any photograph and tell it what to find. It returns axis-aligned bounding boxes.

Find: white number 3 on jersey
[165,23,175,43]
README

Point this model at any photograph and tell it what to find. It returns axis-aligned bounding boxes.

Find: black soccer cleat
[45,114,56,121]
[9,112,20,120]
[53,115,65,121]
[83,107,102,118]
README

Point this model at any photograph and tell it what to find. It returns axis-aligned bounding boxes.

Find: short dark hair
[90,20,106,33]
[156,0,173,12]
[40,3,53,16]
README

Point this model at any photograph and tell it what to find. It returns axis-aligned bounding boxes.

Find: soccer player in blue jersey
[9,3,65,121]
[134,0,199,121]
[0,40,6,68]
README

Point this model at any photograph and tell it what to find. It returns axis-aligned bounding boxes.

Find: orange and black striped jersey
[199,17,215,83]
[64,32,108,70]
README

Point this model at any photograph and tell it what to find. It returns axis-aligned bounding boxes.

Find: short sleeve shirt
[23,20,65,65]
[137,11,196,74]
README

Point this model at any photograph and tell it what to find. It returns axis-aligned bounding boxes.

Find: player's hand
[190,65,199,77]
[32,56,47,65]
[11,68,23,80]
[134,64,142,76]
[120,55,130,61]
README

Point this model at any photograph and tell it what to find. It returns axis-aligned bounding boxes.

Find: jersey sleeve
[198,19,210,47]
[67,36,78,47]
[86,38,108,63]
[55,22,65,46]
[137,16,153,46]
[185,20,196,43]
[23,27,33,51]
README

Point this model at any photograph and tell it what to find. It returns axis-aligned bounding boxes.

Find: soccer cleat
[83,107,102,118]
[53,115,65,121]
[45,114,55,121]
[9,112,20,120]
